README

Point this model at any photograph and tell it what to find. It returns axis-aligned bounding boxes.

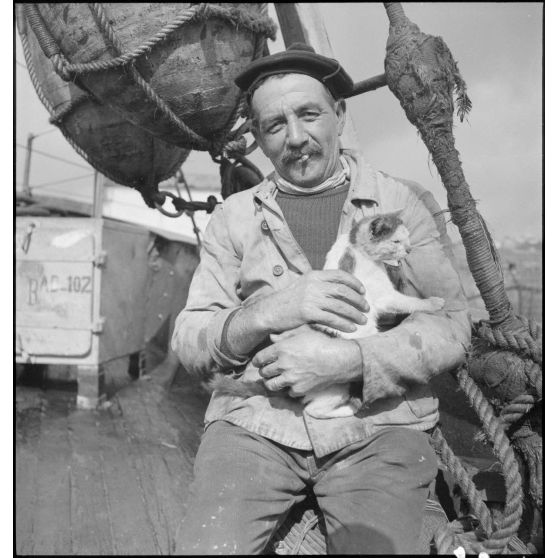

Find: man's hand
[226,270,369,358]
[251,327,362,397]
[258,270,369,333]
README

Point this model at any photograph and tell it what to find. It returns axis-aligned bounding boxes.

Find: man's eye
[266,123,283,134]
[302,111,319,119]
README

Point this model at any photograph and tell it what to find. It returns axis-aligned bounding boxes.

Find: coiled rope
[432,366,524,555]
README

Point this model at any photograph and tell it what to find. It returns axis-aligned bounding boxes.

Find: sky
[15,3,543,242]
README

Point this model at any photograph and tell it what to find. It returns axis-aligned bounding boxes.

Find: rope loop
[431,365,525,554]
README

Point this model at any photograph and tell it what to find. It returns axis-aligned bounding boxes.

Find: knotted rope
[476,319,541,365]
[499,394,538,427]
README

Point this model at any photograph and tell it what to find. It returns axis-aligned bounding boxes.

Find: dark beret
[235,43,354,100]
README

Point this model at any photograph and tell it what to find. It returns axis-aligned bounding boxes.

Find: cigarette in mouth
[300,154,309,162]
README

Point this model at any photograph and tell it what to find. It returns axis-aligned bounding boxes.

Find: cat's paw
[424,296,445,311]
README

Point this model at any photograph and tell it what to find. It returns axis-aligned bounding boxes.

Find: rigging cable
[16,143,91,170]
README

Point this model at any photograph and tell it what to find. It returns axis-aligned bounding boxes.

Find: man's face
[250,74,346,188]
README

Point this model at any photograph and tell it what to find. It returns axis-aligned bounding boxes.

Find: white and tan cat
[211,211,444,419]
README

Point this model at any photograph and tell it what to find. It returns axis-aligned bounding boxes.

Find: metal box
[16,216,150,408]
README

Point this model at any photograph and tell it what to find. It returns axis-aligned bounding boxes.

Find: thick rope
[18,13,53,114]
[430,427,493,534]
[431,366,525,555]
[474,394,538,446]
[476,321,541,364]
[517,316,542,341]
[22,5,73,80]
[512,431,542,511]
[455,368,523,554]
[49,94,90,125]
[523,361,542,399]
[499,394,537,428]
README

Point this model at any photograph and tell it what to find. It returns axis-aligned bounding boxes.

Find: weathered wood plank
[15,388,43,555]
[112,380,206,553]
[16,444,39,555]
[94,396,162,555]
[117,400,171,554]
[15,374,210,556]
[67,409,116,554]
[32,396,74,554]
[16,389,76,554]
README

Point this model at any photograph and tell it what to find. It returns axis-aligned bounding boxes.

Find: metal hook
[153,191,185,218]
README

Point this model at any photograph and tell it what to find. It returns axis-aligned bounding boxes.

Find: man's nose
[286,118,307,147]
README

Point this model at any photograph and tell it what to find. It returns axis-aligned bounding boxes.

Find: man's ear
[335,99,347,136]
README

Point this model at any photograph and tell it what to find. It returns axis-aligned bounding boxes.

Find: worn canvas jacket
[172,149,471,457]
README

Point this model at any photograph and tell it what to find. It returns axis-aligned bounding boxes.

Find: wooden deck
[15,369,210,555]
[15,364,503,555]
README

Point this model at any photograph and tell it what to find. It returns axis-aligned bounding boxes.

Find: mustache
[281,146,322,164]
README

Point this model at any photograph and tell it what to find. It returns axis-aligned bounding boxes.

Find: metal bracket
[21,222,36,254]
[92,317,106,334]
[94,251,108,268]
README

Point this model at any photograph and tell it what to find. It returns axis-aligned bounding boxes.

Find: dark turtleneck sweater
[276,181,350,270]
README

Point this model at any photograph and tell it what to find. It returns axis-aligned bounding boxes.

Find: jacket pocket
[404,385,437,419]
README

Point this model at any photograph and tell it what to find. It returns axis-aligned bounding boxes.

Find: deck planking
[16,372,210,555]
[16,368,505,555]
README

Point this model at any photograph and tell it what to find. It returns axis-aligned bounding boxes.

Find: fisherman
[171,43,470,555]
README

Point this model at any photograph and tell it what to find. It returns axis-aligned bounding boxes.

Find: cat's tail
[209,375,271,398]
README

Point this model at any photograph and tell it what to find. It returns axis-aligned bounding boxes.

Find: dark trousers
[173,421,437,555]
